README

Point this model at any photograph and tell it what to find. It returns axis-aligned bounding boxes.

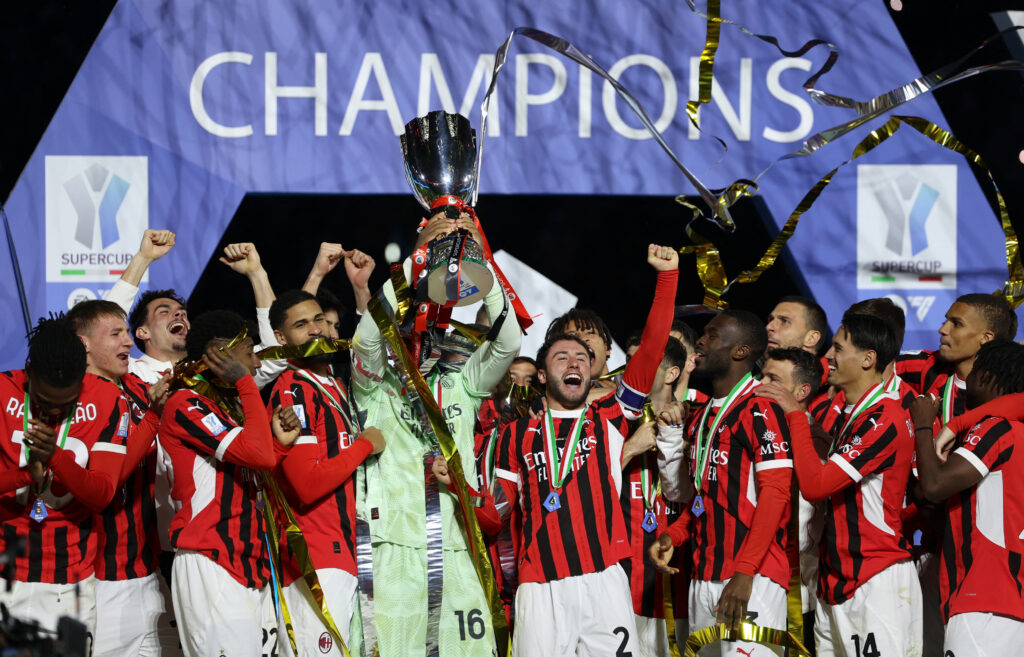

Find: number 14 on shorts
[851,632,880,657]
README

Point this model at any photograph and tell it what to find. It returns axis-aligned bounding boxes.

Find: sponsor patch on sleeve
[293,404,307,429]
[117,412,130,438]
[201,412,227,436]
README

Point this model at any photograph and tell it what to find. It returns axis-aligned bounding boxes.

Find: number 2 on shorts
[613,626,632,657]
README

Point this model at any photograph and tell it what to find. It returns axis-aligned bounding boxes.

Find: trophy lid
[400,111,477,210]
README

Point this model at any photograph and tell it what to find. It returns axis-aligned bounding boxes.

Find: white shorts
[171,550,268,657]
[94,572,181,657]
[513,564,639,657]
[814,560,922,657]
[635,614,669,657]
[0,575,96,639]
[278,569,358,657]
[945,612,1024,657]
[689,575,787,657]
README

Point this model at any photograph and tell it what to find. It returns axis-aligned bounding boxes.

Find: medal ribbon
[639,454,659,511]
[941,376,957,427]
[831,382,886,455]
[22,391,73,462]
[290,366,356,437]
[693,373,756,491]
[543,409,586,490]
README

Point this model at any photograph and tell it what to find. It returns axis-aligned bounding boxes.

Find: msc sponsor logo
[857,164,957,290]
[45,156,148,283]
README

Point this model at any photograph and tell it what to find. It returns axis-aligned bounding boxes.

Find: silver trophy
[400,111,493,307]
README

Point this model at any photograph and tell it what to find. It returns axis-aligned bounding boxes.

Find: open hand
[715,572,753,631]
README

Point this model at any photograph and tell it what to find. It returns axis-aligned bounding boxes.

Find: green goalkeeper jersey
[351,262,520,549]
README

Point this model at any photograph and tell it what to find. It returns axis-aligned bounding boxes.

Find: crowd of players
[0,217,1022,657]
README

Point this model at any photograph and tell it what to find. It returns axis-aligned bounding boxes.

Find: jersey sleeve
[50,393,128,512]
[617,269,678,417]
[749,398,793,472]
[460,273,522,398]
[954,417,1013,478]
[163,377,275,470]
[828,407,902,483]
[493,423,520,486]
[895,351,936,395]
[655,423,688,503]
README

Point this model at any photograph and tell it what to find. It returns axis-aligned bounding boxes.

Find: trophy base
[425,234,493,306]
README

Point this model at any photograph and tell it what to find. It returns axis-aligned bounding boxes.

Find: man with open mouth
[493,244,678,657]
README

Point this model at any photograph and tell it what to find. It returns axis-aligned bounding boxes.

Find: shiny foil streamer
[171,327,249,388]
[256,338,352,361]
[424,454,445,657]
[677,116,1024,310]
[475,27,732,231]
[354,518,377,657]
[368,294,510,655]
[684,621,810,657]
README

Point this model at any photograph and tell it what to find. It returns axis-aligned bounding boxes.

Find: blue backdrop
[2,0,1017,366]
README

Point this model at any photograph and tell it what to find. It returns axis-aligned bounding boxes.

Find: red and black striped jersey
[160,379,271,588]
[269,368,370,584]
[818,393,913,604]
[685,390,793,587]
[0,371,128,584]
[494,391,631,584]
[95,372,160,581]
[940,416,1024,622]
[475,428,517,622]
[620,451,668,617]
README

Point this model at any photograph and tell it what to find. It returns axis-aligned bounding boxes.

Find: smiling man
[896,293,1017,424]
[782,314,920,657]
[66,300,174,657]
[494,244,677,657]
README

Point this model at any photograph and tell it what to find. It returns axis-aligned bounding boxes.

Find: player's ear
[135,325,150,343]
[537,369,548,385]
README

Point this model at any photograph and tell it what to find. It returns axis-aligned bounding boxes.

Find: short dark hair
[721,309,768,365]
[776,296,829,356]
[662,338,687,392]
[546,309,612,349]
[956,293,1017,341]
[765,346,822,397]
[625,330,643,351]
[185,310,257,362]
[316,287,347,321]
[840,314,899,373]
[66,300,126,337]
[535,332,594,371]
[972,339,1024,397]
[128,289,187,350]
[670,318,699,351]
[269,290,320,331]
[27,315,87,388]
[512,356,537,369]
[845,298,905,348]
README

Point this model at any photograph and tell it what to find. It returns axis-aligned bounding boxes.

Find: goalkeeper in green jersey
[351,213,521,657]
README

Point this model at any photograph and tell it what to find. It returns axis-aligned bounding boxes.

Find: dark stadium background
[2,1,1022,347]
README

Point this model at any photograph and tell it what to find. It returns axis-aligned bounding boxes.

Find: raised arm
[105,229,176,313]
[460,268,522,396]
[618,245,679,417]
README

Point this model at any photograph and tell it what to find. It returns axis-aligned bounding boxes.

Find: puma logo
[752,411,767,419]
[736,649,754,657]
[867,418,881,431]
[186,404,205,413]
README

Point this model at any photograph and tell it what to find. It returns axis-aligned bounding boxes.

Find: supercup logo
[856,164,957,290]
[44,156,149,284]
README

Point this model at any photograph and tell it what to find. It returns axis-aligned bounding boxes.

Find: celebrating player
[777,314,920,657]
[494,244,678,656]
[0,316,129,636]
[266,290,385,656]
